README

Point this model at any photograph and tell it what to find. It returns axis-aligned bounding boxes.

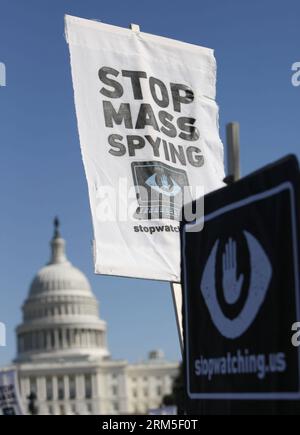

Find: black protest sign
[181,155,300,414]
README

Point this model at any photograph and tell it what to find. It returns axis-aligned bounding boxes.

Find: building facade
[14,220,179,415]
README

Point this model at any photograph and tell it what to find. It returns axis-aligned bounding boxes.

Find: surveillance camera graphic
[200,231,272,339]
[131,161,190,221]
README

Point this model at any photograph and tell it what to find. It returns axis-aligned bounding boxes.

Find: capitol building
[13,220,179,415]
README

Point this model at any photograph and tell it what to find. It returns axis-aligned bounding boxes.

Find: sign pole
[170,282,184,352]
[170,124,242,355]
[226,122,241,181]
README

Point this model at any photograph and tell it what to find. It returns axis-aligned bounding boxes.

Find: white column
[70,329,75,346]
[75,330,80,347]
[118,368,129,415]
[91,374,98,398]
[37,377,46,401]
[162,374,169,395]
[54,329,59,349]
[45,331,48,350]
[20,377,30,401]
[76,375,84,400]
[97,371,109,414]
[64,375,70,400]
[91,373,101,415]
[62,329,67,348]
[52,376,58,401]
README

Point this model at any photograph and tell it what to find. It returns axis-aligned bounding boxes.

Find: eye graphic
[200,231,272,339]
[145,173,181,197]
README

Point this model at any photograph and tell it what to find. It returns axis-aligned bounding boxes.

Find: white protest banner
[65,15,225,281]
[0,369,24,415]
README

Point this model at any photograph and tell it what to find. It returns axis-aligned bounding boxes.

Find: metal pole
[170,282,183,353]
[226,122,241,181]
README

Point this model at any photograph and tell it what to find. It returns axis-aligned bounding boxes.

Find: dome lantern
[49,217,68,265]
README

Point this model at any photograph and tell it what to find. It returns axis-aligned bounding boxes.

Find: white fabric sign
[65,15,225,282]
[0,369,24,415]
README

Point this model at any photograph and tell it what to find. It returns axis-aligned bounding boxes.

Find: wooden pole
[226,122,241,181]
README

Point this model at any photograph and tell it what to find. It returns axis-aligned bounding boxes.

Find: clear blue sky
[0,0,299,366]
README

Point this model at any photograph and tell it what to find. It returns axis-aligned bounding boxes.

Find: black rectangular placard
[181,155,300,414]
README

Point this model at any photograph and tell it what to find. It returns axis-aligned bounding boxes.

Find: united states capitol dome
[29,235,92,297]
[15,218,110,363]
